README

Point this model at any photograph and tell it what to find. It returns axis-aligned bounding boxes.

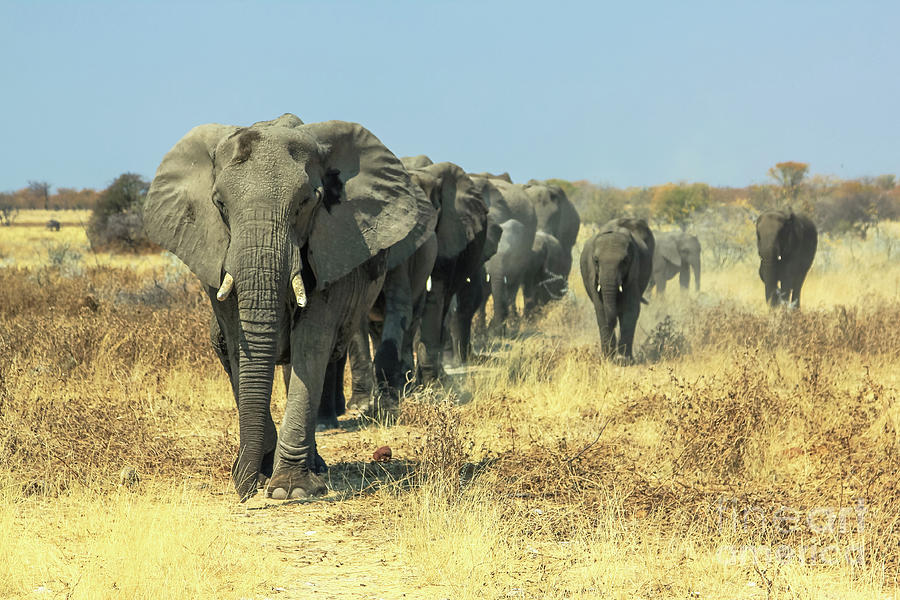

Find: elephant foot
[266,466,328,500]
[346,391,371,411]
[317,415,340,431]
[613,354,634,366]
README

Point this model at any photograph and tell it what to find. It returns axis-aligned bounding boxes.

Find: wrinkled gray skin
[580,218,654,360]
[651,232,701,295]
[143,114,433,501]
[341,232,437,411]
[470,175,537,329]
[756,209,817,308]
[523,231,569,315]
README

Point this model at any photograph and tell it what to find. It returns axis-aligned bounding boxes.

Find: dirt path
[232,423,445,600]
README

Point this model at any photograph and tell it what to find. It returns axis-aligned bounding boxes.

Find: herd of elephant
[142,114,818,501]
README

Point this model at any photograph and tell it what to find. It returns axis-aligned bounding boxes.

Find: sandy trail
[231,422,445,600]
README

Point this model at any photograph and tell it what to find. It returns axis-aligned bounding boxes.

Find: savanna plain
[1,210,899,599]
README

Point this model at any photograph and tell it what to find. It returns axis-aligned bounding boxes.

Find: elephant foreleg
[317,354,345,430]
[375,265,413,394]
[618,296,641,359]
[453,275,483,364]
[417,273,449,384]
[347,321,374,410]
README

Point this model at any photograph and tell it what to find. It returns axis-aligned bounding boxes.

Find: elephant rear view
[756,209,817,308]
[580,218,654,360]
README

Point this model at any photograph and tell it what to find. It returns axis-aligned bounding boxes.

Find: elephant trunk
[231,219,290,500]
[599,282,619,357]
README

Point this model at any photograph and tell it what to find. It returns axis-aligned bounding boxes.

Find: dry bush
[0,267,228,493]
[686,301,900,356]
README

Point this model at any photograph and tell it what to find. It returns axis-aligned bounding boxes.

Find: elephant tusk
[618,284,623,293]
[426,276,432,292]
[596,284,602,293]
[216,273,234,301]
[486,274,491,283]
[292,274,308,308]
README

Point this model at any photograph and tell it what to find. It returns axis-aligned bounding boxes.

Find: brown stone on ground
[372,446,392,462]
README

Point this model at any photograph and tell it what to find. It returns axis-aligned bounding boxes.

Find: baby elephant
[581,218,654,360]
[756,209,817,308]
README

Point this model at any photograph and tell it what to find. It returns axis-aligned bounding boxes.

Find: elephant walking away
[756,209,817,308]
[580,218,654,360]
[651,232,701,295]
[144,114,434,501]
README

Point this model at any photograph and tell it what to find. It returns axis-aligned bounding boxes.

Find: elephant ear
[629,231,649,254]
[401,155,433,169]
[300,121,435,287]
[658,237,682,267]
[423,162,488,259]
[144,123,239,289]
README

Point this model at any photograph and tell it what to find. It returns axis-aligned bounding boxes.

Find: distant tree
[650,183,710,230]
[27,180,52,210]
[86,173,153,251]
[874,174,896,190]
[53,187,101,210]
[767,162,808,203]
[0,192,19,226]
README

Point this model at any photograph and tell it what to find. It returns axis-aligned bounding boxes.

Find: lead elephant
[144,114,434,501]
[756,209,817,308]
[651,231,701,295]
[580,217,654,360]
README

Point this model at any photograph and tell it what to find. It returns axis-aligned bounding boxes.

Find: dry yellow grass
[1,210,899,598]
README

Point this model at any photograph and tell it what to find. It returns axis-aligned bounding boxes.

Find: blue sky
[1,1,897,191]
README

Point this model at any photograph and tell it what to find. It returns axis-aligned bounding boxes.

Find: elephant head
[143,114,431,498]
[525,181,561,237]
[756,209,797,306]
[413,162,488,259]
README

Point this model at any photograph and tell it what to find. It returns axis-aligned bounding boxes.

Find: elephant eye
[212,192,228,221]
